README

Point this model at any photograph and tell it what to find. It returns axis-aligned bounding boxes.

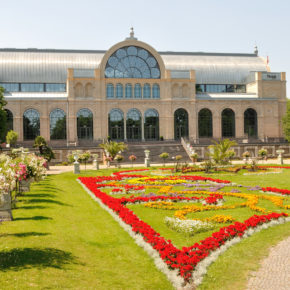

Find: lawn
[0,166,289,289]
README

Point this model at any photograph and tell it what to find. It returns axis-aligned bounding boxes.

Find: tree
[99,141,127,160]
[282,100,290,142]
[0,86,7,142]
[208,139,237,165]
[6,130,18,147]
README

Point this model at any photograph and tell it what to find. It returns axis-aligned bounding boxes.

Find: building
[0,29,287,148]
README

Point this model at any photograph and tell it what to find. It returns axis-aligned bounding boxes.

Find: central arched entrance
[126,109,142,141]
[144,109,159,140]
[108,109,124,140]
[174,108,188,140]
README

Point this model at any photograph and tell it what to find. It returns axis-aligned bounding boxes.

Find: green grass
[0,169,173,289]
[0,166,289,289]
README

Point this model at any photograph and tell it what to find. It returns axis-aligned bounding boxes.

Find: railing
[181,137,193,159]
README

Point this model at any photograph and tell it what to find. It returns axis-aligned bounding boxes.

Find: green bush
[6,130,18,147]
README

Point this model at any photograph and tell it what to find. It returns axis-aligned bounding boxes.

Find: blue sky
[1,0,289,95]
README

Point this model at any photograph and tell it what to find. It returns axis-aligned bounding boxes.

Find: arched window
[174,108,188,140]
[143,83,151,99]
[77,109,93,140]
[116,83,123,98]
[244,108,258,138]
[108,109,124,140]
[152,84,160,99]
[198,108,212,138]
[134,84,142,98]
[50,109,66,140]
[85,83,93,97]
[106,84,114,98]
[105,46,160,79]
[144,109,159,140]
[23,109,40,140]
[126,109,142,141]
[4,109,13,132]
[125,84,132,98]
[222,108,235,137]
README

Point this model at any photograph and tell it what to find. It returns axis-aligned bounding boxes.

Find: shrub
[6,130,18,147]
[208,139,237,165]
[159,152,169,166]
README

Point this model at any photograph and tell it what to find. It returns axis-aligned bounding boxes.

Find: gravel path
[247,235,290,290]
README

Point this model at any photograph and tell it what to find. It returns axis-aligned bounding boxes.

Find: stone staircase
[123,141,191,164]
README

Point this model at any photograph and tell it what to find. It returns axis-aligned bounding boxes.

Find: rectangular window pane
[21,83,44,92]
[236,85,246,93]
[0,83,20,92]
[46,83,66,92]
[226,85,234,92]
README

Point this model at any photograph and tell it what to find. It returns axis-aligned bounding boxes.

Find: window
[23,109,40,140]
[125,84,132,98]
[144,109,159,140]
[116,84,123,98]
[152,84,160,98]
[143,83,151,98]
[109,109,124,140]
[196,84,246,93]
[21,83,44,92]
[4,109,13,135]
[45,83,66,92]
[126,109,142,141]
[50,109,66,140]
[198,109,212,137]
[77,109,93,140]
[105,46,160,79]
[0,83,20,92]
[244,108,258,138]
[222,108,235,137]
[134,84,142,98]
[106,84,114,98]
[174,108,188,140]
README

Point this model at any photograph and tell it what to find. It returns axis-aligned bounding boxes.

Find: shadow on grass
[0,232,50,238]
[0,248,77,271]
[24,193,56,198]
[17,206,48,210]
[26,199,71,207]
[13,216,53,221]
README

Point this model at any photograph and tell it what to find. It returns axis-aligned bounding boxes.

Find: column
[141,115,145,141]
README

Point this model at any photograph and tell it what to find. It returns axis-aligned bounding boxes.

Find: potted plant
[258,148,268,161]
[190,152,198,163]
[159,152,169,166]
[129,154,137,167]
[242,151,250,164]
[115,154,124,168]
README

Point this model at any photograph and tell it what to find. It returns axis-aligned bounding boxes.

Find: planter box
[0,192,12,221]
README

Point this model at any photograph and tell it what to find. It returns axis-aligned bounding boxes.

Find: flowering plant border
[78,171,289,288]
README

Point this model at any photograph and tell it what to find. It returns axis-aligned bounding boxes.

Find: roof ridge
[0,48,257,57]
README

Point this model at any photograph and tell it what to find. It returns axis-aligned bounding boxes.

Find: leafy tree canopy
[282,100,290,142]
[0,86,7,142]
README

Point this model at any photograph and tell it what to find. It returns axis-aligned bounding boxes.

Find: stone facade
[1,34,287,147]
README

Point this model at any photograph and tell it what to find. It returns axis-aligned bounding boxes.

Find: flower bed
[78,170,289,288]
